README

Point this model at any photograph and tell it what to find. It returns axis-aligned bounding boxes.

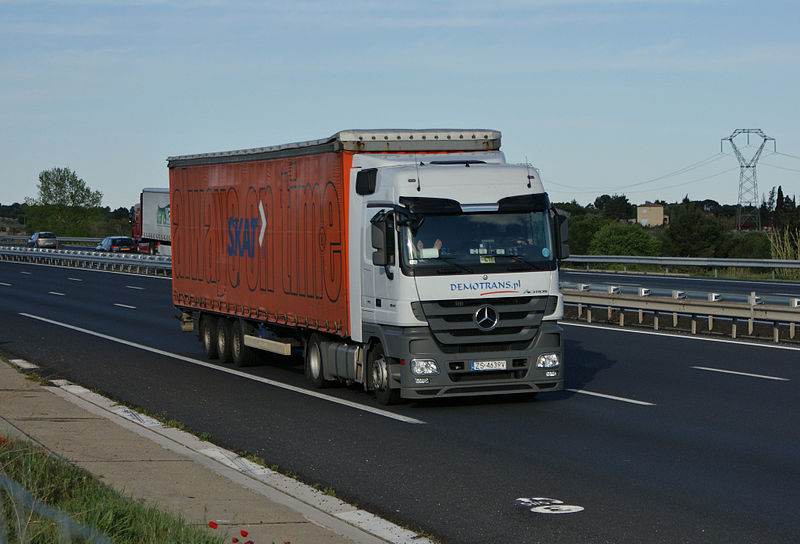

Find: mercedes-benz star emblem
[474,305,499,332]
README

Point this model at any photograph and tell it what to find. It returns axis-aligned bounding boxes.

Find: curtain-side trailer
[168,129,568,404]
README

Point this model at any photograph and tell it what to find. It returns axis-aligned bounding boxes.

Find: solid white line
[19,312,425,425]
[691,366,790,382]
[125,285,145,290]
[562,321,800,352]
[49,291,65,296]
[114,303,137,309]
[566,388,655,406]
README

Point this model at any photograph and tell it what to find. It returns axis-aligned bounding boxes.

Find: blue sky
[2,0,799,209]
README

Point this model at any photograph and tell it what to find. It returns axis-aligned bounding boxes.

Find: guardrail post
[691,315,697,334]
[791,322,796,339]
[653,313,659,331]
[708,315,714,331]
[619,311,625,327]
[774,323,779,343]
[732,321,737,339]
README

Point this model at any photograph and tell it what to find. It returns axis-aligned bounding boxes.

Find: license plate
[471,360,507,371]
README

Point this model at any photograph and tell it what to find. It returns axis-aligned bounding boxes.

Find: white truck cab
[348,145,568,403]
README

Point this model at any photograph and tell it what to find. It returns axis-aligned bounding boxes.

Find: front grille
[421,296,548,345]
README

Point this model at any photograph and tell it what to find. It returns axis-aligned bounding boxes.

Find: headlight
[536,353,560,369]
[411,359,440,375]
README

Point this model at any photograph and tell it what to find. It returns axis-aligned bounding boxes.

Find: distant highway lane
[1,260,799,544]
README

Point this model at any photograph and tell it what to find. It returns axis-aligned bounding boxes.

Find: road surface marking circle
[516,497,584,514]
[531,505,584,514]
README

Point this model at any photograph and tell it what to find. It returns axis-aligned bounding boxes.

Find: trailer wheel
[216,318,233,364]
[368,343,400,405]
[231,320,257,367]
[305,334,329,388]
[200,315,219,359]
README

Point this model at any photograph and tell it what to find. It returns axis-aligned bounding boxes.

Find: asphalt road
[1,260,798,543]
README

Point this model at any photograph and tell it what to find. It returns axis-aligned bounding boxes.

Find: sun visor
[497,193,551,212]
[399,197,462,214]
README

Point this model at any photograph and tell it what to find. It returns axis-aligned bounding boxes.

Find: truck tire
[368,343,400,405]
[231,320,257,367]
[304,334,329,388]
[200,314,219,359]
[216,318,233,364]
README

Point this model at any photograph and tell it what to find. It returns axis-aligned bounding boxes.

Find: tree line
[555,192,800,260]
[1,167,798,262]
[0,167,132,237]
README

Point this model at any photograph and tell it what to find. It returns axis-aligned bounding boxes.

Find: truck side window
[386,212,396,266]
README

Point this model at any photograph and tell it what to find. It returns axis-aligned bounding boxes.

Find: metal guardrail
[0,247,171,276]
[564,254,800,278]
[0,473,112,543]
[562,288,800,343]
[0,234,102,245]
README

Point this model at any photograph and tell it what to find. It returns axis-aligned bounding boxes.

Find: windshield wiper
[495,254,540,268]
[428,255,474,274]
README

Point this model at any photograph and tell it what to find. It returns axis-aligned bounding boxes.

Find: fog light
[536,353,560,369]
[411,359,439,375]
[415,377,430,384]
[545,371,558,377]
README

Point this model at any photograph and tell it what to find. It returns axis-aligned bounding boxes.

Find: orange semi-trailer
[169,130,568,404]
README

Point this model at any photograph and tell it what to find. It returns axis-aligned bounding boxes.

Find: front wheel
[368,343,400,405]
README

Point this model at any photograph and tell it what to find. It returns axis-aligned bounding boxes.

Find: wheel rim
[372,356,389,391]
[309,343,322,380]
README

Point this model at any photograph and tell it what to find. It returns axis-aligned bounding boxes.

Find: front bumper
[377,320,564,399]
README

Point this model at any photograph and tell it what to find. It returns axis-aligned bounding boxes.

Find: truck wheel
[368,343,400,405]
[200,315,219,359]
[305,334,329,388]
[231,320,257,367]
[216,318,233,364]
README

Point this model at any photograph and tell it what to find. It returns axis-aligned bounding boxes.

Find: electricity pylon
[721,129,775,231]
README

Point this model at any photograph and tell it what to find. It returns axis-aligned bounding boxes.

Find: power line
[760,161,800,174]
[773,150,800,161]
[541,152,731,193]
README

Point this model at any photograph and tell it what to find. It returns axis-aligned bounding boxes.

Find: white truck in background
[132,188,171,255]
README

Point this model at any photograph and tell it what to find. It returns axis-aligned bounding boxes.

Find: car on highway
[27,231,59,249]
[95,236,138,253]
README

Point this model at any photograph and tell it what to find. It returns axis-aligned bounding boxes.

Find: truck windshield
[398,211,555,275]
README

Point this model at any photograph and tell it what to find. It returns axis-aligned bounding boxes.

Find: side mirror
[555,213,570,260]
[356,169,378,195]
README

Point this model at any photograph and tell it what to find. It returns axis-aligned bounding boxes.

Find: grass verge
[0,435,224,544]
